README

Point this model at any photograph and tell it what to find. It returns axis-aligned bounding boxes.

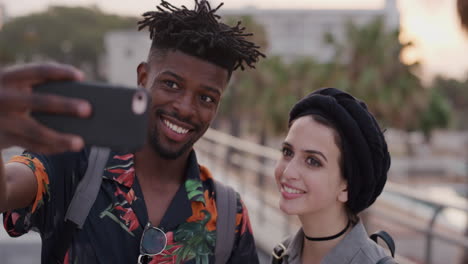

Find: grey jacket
[273,220,392,264]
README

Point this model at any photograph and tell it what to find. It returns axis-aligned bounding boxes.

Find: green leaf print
[171,210,215,264]
[106,161,134,170]
[185,179,205,203]
[185,179,202,192]
[187,190,204,200]
[99,210,135,237]
[28,160,36,171]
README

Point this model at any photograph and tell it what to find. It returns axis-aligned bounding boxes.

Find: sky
[2,0,468,82]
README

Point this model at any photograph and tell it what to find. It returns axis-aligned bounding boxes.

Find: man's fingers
[0,91,91,118]
[0,63,84,86]
[29,93,91,118]
[3,134,65,154]
[1,118,85,153]
[0,63,87,154]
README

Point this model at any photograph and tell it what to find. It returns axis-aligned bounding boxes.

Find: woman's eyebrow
[303,149,328,163]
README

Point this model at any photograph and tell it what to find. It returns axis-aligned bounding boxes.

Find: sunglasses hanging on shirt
[138,222,167,264]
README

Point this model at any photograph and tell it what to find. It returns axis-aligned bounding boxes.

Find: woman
[272,88,394,264]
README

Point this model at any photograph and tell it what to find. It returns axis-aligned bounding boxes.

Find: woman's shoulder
[356,236,392,263]
[324,221,394,264]
[271,229,304,264]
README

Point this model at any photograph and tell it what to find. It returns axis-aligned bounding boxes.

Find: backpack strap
[214,180,237,264]
[51,146,110,263]
[271,243,287,264]
[271,237,291,264]
[370,230,396,258]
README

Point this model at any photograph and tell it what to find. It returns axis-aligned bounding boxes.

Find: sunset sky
[2,0,468,82]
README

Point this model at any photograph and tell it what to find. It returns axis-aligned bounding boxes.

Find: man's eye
[306,157,322,167]
[164,80,179,89]
[201,95,215,103]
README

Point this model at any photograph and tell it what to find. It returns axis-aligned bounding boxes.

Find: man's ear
[337,180,348,203]
[137,62,149,87]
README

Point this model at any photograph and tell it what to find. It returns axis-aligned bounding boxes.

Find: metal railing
[196,128,468,264]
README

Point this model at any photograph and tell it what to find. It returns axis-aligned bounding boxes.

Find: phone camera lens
[132,92,147,115]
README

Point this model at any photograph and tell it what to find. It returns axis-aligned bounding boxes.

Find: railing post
[257,171,266,223]
[425,205,444,264]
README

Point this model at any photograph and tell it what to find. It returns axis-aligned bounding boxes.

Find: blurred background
[0,0,467,263]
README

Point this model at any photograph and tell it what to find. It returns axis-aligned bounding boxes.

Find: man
[0,1,265,263]
[458,0,468,30]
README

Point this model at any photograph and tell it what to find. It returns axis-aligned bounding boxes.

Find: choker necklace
[304,220,351,241]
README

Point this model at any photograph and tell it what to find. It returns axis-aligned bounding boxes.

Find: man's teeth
[283,185,305,194]
[164,120,189,134]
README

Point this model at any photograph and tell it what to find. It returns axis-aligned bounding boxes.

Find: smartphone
[32,81,150,152]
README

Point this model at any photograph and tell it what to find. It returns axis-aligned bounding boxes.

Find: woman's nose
[281,160,300,181]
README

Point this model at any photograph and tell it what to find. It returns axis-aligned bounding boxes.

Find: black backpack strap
[51,146,110,263]
[271,242,287,264]
[214,180,237,264]
[271,236,292,264]
[370,230,396,257]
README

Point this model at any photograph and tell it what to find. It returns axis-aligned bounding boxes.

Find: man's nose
[173,92,196,118]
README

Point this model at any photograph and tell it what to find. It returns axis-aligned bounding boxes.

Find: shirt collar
[184,150,206,206]
[104,151,206,205]
[283,219,368,264]
[322,219,368,264]
[103,153,136,188]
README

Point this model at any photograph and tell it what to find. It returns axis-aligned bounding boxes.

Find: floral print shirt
[3,149,259,264]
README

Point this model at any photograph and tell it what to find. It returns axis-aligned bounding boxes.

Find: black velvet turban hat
[288,87,391,214]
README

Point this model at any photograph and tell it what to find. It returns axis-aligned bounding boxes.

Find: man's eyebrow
[201,85,221,97]
[159,70,184,81]
[303,149,328,163]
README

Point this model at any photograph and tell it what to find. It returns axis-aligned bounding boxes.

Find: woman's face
[275,116,348,218]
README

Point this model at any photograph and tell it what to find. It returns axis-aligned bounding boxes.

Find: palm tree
[324,16,435,141]
[216,15,269,138]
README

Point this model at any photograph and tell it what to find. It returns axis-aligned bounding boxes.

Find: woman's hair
[288,88,391,215]
[138,0,265,75]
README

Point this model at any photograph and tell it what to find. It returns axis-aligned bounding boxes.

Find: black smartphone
[32,81,150,152]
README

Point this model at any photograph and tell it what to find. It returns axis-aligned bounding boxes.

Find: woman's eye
[306,157,321,167]
[164,80,179,89]
[281,147,293,157]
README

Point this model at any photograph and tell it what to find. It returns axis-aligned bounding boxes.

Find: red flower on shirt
[3,212,22,237]
[148,232,183,264]
[115,206,139,232]
[113,154,134,161]
[108,167,135,186]
[114,187,136,205]
[235,201,252,235]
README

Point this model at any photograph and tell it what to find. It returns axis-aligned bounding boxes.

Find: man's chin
[149,138,192,160]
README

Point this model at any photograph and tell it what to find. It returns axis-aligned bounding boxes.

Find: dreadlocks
[137,0,265,73]
[458,0,468,31]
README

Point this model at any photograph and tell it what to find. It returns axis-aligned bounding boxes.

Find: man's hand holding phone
[0,63,91,154]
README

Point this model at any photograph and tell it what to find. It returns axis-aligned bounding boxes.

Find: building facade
[104,0,399,86]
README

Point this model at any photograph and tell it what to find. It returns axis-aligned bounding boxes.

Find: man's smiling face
[137,49,229,160]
